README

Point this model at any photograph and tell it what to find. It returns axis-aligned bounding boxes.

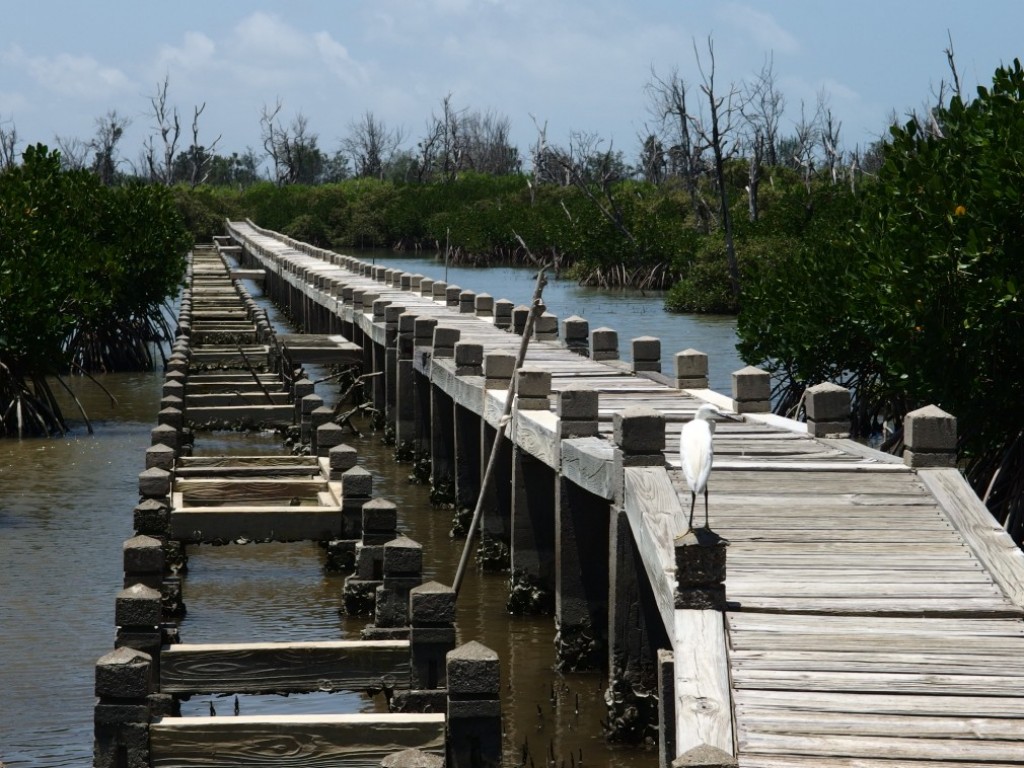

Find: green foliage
[1,144,190,434]
[737,60,1024,539]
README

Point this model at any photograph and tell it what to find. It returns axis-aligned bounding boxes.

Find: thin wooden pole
[452,266,548,597]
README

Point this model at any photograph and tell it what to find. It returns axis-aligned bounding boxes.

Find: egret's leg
[688,491,696,530]
[703,487,710,528]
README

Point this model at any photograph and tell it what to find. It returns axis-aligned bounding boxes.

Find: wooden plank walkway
[226,221,1024,767]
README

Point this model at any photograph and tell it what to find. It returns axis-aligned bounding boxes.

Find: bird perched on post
[680,403,720,531]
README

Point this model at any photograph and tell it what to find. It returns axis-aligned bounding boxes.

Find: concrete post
[446,642,502,768]
[562,315,590,356]
[515,367,551,411]
[493,299,514,330]
[300,393,324,444]
[557,384,599,440]
[363,535,423,640]
[94,647,154,768]
[534,311,559,341]
[732,366,771,414]
[591,327,619,361]
[459,290,476,314]
[474,293,494,318]
[393,581,457,713]
[805,382,851,438]
[904,404,957,467]
[614,406,666,467]
[432,326,460,359]
[454,342,483,376]
[445,285,462,307]
[138,468,171,502]
[344,498,399,615]
[675,350,709,389]
[511,305,530,335]
[632,336,661,373]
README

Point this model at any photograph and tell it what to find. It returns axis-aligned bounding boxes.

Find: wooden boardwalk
[225,221,1024,768]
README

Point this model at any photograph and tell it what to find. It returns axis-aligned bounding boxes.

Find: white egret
[680,403,720,530]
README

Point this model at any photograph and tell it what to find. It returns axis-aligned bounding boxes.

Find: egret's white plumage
[680,403,719,530]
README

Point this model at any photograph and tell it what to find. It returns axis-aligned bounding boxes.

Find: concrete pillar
[432,326,459,359]
[805,382,851,438]
[93,647,154,768]
[562,315,590,356]
[474,293,494,318]
[555,475,609,671]
[904,404,957,467]
[732,366,771,414]
[310,405,334,454]
[446,642,502,768]
[534,311,559,341]
[300,393,324,444]
[515,367,551,412]
[632,336,661,373]
[614,405,666,466]
[454,342,483,376]
[675,349,709,389]
[509,445,555,614]
[453,401,481,526]
[138,468,171,502]
[445,285,462,307]
[458,290,476,313]
[405,581,457,708]
[557,384,599,440]
[316,421,346,458]
[512,305,530,335]
[430,385,456,507]
[432,281,448,302]
[328,443,359,482]
[395,312,418,454]
[605,510,668,745]
[591,327,619,361]
[364,535,423,640]
[344,497,398,615]
[493,299,514,330]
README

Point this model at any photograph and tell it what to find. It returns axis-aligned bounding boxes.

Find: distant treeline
[174,161,850,313]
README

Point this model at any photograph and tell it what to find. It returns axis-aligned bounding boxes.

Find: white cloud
[314,32,368,89]
[229,11,309,60]
[2,44,134,100]
[155,31,216,75]
[718,3,800,55]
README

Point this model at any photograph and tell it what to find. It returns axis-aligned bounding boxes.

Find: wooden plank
[730,649,1024,675]
[674,610,735,756]
[161,640,410,694]
[170,508,342,543]
[150,713,445,768]
[727,612,1024,636]
[918,468,1024,610]
[727,597,1020,617]
[561,437,615,500]
[622,466,684,634]
[731,668,1024,696]
[175,478,328,502]
[737,709,1024,741]
[738,731,1023,762]
[738,757,1023,768]
[735,689,1024,718]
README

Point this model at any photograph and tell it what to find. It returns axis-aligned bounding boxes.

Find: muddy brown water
[0,259,740,766]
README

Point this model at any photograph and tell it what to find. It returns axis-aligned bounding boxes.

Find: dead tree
[690,37,742,301]
[143,76,181,185]
[645,66,705,227]
[0,116,18,170]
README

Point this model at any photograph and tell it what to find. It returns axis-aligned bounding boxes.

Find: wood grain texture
[161,640,410,694]
[150,713,445,768]
[918,468,1024,609]
[623,466,685,634]
[674,609,735,756]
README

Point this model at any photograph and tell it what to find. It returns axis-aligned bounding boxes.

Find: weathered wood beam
[149,713,445,768]
[160,640,410,694]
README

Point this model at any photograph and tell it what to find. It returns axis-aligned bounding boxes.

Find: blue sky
[2,1,1021,169]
